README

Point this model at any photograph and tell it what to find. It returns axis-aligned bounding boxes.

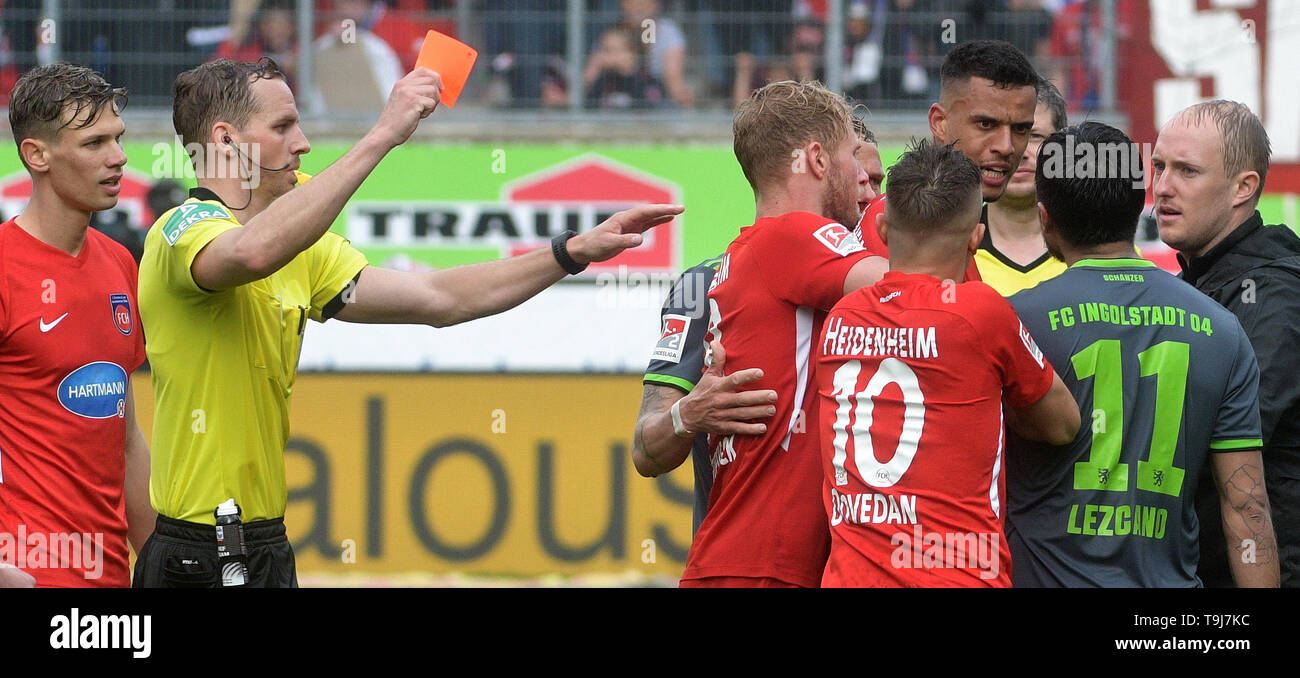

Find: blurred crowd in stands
[0,0,1118,112]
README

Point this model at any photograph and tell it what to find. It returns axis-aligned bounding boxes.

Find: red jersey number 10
[829,358,926,489]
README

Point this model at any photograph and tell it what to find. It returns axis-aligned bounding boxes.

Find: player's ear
[19,137,51,174]
[1231,170,1260,209]
[1037,202,1053,234]
[876,210,888,247]
[969,221,985,255]
[1037,202,1063,250]
[928,102,947,143]
[806,140,829,179]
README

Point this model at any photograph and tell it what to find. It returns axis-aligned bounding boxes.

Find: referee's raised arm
[185,62,443,291]
[135,56,681,589]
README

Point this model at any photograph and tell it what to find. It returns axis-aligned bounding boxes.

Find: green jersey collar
[1070,257,1157,270]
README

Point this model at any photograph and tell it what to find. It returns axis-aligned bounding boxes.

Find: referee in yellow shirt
[975,81,1068,296]
[134,58,681,587]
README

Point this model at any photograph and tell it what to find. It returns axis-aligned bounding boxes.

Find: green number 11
[1070,339,1188,496]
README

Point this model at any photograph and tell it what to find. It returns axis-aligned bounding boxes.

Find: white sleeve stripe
[782,306,815,451]
[990,401,1004,518]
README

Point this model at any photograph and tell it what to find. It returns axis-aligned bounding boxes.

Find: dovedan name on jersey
[829,488,918,526]
[822,319,939,359]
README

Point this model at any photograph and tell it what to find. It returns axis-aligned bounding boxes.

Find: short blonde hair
[1176,100,1271,204]
[732,80,854,193]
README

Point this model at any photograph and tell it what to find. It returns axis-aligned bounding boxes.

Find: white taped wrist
[670,399,694,438]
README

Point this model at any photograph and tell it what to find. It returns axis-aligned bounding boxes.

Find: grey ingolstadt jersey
[1006,257,1262,587]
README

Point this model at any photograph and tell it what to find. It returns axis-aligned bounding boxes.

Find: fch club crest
[110,293,132,336]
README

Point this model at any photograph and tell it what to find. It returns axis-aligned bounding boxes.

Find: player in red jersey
[679,81,888,588]
[818,140,1079,587]
[0,65,153,587]
[856,40,1042,284]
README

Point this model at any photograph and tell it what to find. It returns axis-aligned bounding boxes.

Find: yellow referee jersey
[138,186,368,524]
[974,205,1066,297]
[975,212,1143,297]
[974,232,1066,297]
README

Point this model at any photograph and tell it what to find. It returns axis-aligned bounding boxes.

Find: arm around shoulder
[1007,371,1080,446]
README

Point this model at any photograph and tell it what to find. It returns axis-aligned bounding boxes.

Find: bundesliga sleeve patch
[651,314,691,363]
[161,202,232,246]
[813,222,865,257]
[1019,320,1045,368]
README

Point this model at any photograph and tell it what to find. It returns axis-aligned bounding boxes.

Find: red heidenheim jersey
[857,195,982,282]
[817,271,1052,587]
[681,212,871,587]
[0,220,145,587]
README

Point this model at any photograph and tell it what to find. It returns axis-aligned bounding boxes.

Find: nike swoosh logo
[39,313,68,333]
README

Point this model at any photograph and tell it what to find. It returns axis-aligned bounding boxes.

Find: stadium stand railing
[1,0,1115,121]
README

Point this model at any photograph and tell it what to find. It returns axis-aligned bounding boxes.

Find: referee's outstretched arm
[331,203,683,328]
[190,69,444,291]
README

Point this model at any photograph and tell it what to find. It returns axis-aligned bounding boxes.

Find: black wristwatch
[551,230,588,275]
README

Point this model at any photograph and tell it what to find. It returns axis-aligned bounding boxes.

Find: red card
[415,29,477,108]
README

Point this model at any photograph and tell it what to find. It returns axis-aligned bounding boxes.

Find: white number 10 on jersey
[830,358,925,488]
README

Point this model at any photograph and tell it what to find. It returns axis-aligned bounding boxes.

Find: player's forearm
[843,256,888,295]
[1223,499,1280,587]
[1008,375,1081,446]
[1217,455,1280,587]
[124,428,156,553]
[420,247,566,327]
[237,133,394,276]
[632,410,695,477]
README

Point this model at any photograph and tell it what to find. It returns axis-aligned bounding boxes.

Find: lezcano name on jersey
[1067,502,1169,540]
[1047,303,1215,337]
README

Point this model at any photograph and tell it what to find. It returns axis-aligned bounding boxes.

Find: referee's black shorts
[132,514,298,588]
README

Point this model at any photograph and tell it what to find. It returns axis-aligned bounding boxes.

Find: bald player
[1154,100,1300,587]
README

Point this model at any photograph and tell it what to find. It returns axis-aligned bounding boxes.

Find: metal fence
[0,0,1115,115]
